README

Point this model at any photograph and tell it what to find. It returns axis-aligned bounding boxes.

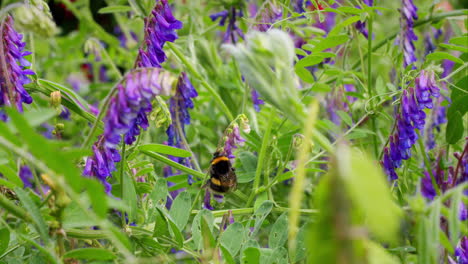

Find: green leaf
[201,214,216,249]
[155,207,184,248]
[192,210,214,250]
[329,16,361,36]
[63,248,116,260]
[98,5,133,14]
[0,228,9,255]
[294,224,308,262]
[449,36,468,47]
[122,172,137,222]
[6,109,56,133]
[447,95,468,117]
[150,178,169,206]
[365,240,400,264]
[242,247,261,264]
[235,151,257,183]
[426,52,464,64]
[269,212,288,249]
[307,35,349,52]
[297,53,335,67]
[0,165,21,187]
[446,111,464,144]
[259,247,288,264]
[439,43,468,53]
[448,187,462,246]
[86,179,108,219]
[169,191,191,231]
[62,201,94,228]
[336,6,365,14]
[295,64,315,84]
[310,83,332,93]
[336,110,353,127]
[340,147,402,243]
[36,79,96,125]
[153,207,170,238]
[14,188,49,243]
[220,222,244,257]
[220,245,236,264]
[251,200,273,237]
[138,144,191,158]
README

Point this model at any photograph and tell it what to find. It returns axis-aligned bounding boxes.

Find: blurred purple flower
[210,7,244,43]
[424,33,436,55]
[251,89,264,112]
[137,0,183,68]
[59,107,71,120]
[19,165,34,189]
[0,15,35,119]
[400,0,418,67]
[454,236,468,264]
[426,97,447,150]
[249,3,282,32]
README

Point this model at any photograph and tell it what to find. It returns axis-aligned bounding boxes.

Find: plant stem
[367,14,379,157]
[288,100,319,256]
[120,139,126,227]
[0,193,31,222]
[245,108,276,207]
[190,207,318,217]
[140,150,205,179]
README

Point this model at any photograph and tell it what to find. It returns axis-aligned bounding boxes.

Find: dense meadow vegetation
[0,0,467,263]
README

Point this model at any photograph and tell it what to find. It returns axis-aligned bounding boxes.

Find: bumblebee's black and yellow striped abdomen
[207,153,237,193]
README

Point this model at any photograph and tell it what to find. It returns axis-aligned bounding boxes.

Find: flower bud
[293,134,304,148]
[50,91,61,108]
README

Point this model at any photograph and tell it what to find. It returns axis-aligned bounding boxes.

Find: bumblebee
[207,152,237,193]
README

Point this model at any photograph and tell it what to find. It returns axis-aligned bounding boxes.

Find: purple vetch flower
[424,33,436,55]
[381,71,440,180]
[203,190,214,210]
[251,89,264,112]
[104,68,165,148]
[210,7,244,43]
[85,68,165,192]
[454,236,468,264]
[165,73,198,185]
[425,96,447,150]
[400,0,418,67]
[460,203,467,221]
[40,123,54,139]
[354,0,373,39]
[83,137,121,193]
[137,0,183,68]
[0,15,35,118]
[19,165,34,189]
[221,124,245,159]
[59,107,71,120]
[381,148,398,181]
